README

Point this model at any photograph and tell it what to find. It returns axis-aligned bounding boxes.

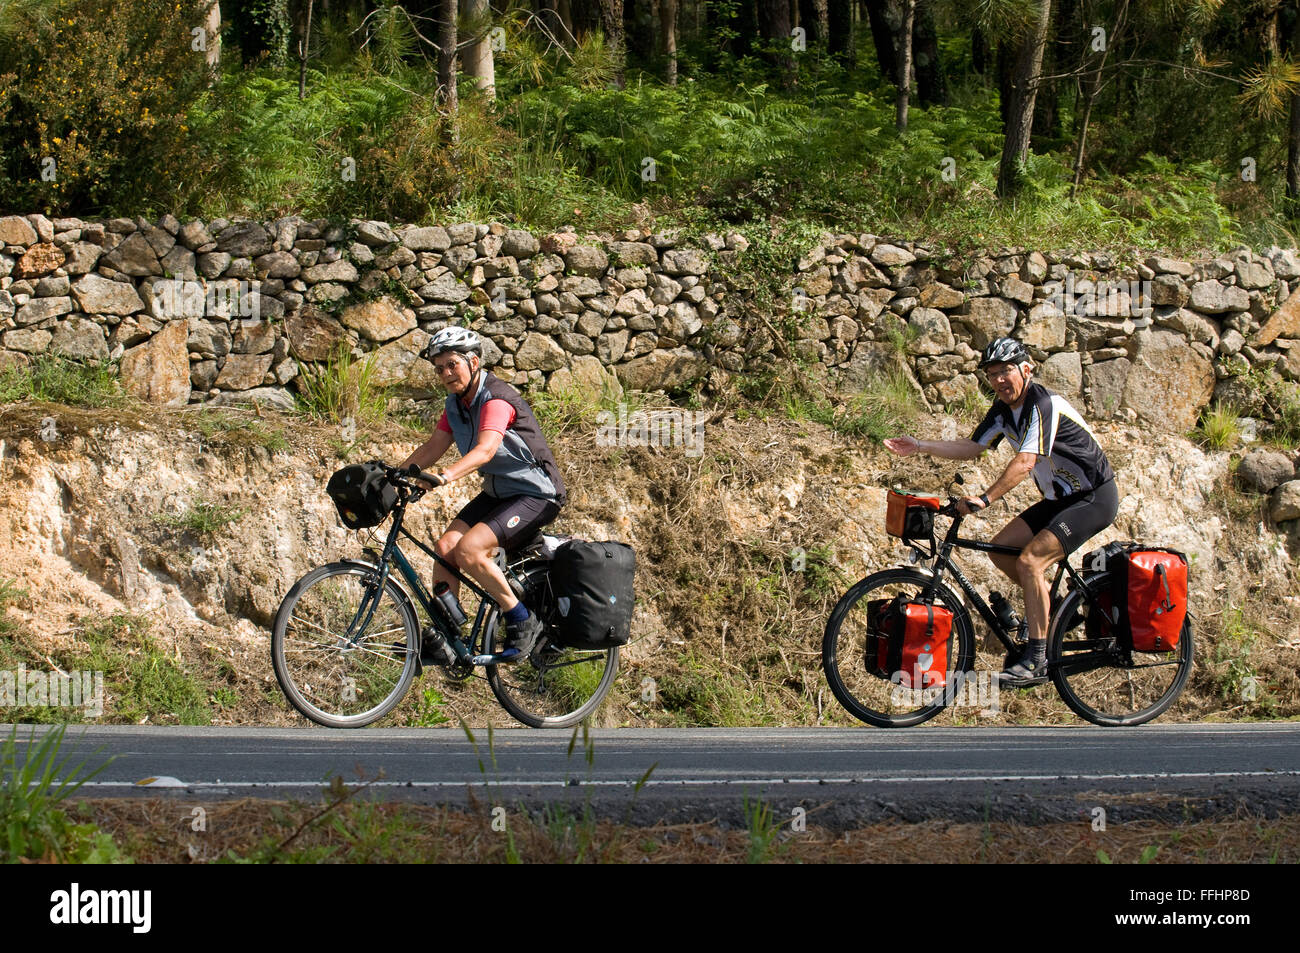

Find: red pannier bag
[1120,549,1188,652]
[865,595,952,688]
[885,490,942,541]
[1085,543,1188,652]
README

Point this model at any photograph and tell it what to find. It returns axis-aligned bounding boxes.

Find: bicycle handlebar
[369,461,443,499]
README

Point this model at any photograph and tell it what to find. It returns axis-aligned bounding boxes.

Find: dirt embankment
[0,398,1297,728]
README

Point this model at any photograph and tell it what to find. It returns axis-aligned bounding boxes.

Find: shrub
[0,0,215,214]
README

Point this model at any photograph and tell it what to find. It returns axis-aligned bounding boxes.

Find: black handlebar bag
[327,463,397,529]
[548,541,635,650]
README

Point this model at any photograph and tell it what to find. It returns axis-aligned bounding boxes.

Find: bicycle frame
[346,485,529,667]
[905,509,1101,656]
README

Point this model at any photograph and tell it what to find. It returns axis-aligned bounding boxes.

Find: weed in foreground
[0,725,125,863]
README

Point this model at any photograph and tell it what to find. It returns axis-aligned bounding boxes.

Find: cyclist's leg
[989,517,1034,582]
[451,496,561,610]
[437,493,501,595]
[433,519,472,594]
[1015,529,1066,642]
[1016,480,1120,640]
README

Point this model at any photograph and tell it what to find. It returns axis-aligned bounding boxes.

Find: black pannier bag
[548,540,635,650]
[326,462,397,529]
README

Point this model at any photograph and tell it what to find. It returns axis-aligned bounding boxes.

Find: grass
[1192,402,1243,451]
[1208,606,1276,715]
[0,725,126,863]
[154,498,246,535]
[70,615,213,726]
[192,409,290,454]
[0,355,125,408]
[407,687,451,728]
[295,344,390,424]
[783,369,922,442]
[743,795,784,864]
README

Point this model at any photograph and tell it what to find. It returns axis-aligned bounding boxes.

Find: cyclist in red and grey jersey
[885,337,1119,686]
[400,326,565,661]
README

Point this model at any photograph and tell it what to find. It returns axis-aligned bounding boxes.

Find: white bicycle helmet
[421,326,482,362]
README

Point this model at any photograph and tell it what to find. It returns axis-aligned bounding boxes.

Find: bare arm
[985,451,1038,502]
[884,435,985,460]
[401,428,454,472]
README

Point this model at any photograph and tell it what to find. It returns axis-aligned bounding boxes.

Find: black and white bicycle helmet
[421,326,482,363]
[978,336,1030,369]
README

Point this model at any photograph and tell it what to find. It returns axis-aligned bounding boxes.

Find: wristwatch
[979,492,991,508]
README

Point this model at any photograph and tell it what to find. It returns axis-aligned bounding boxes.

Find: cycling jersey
[442,371,566,504]
[971,381,1115,501]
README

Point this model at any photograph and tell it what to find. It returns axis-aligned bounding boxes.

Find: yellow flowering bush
[0,0,214,214]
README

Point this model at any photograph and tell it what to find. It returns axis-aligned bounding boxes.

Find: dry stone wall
[3,212,1300,432]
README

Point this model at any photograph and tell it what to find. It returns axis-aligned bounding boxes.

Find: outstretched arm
[885,436,986,460]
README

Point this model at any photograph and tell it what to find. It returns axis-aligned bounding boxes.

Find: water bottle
[434,581,468,628]
[989,591,1020,633]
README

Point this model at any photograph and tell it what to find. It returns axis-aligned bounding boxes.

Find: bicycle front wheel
[272,562,419,728]
[485,568,620,728]
[1048,573,1194,727]
[822,568,976,728]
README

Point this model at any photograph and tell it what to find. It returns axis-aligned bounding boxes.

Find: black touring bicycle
[822,483,1194,728]
[271,462,629,729]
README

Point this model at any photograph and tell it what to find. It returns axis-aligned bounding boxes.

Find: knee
[453,538,490,572]
[435,533,461,562]
[1016,554,1043,585]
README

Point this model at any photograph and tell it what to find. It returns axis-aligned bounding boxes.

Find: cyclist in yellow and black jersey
[885,337,1119,686]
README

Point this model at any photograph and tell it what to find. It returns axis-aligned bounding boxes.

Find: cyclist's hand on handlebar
[404,462,444,488]
[953,495,987,516]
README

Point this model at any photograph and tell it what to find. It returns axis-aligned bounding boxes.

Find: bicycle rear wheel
[485,566,620,728]
[1048,573,1193,727]
[272,562,419,728]
[822,568,976,728]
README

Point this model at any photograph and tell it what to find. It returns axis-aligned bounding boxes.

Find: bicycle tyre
[272,561,420,728]
[1048,571,1194,727]
[485,565,620,729]
[822,568,976,728]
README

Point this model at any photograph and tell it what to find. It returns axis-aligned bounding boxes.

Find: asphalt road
[10,723,1300,826]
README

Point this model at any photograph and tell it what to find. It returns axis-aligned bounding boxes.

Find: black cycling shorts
[1017,479,1119,556]
[453,492,560,553]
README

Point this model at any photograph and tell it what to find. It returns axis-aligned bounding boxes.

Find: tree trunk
[758,0,796,86]
[204,0,222,75]
[895,0,914,133]
[596,0,626,87]
[297,0,313,99]
[438,0,458,115]
[556,0,576,45]
[462,0,495,99]
[1287,4,1300,204]
[660,0,678,85]
[996,0,1052,198]
[1069,0,1126,198]
[912,0,944,106]
[797,0,827,45]
[1031,4,1059,145]
[863,0,896,83]
[971,26,989,79]
[828,0,853,65]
